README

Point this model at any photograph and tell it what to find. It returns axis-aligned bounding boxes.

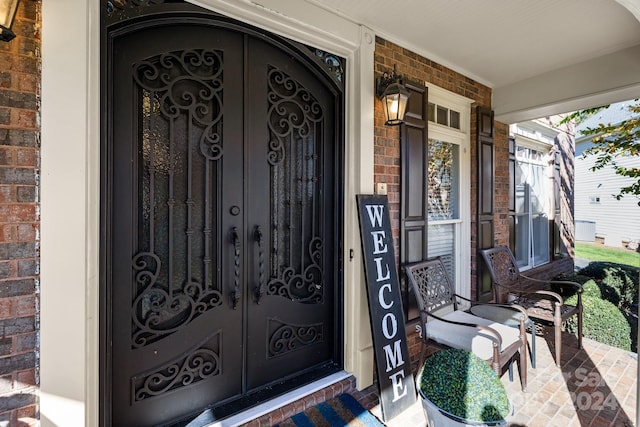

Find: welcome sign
[356,195,416,421]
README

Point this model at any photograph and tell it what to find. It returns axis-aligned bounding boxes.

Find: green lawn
[575,242,640,267]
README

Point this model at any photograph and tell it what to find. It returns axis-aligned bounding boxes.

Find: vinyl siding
[574,143,640,248]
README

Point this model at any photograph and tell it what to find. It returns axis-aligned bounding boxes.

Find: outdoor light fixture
[376,64,410,126]
[0,0,19,42]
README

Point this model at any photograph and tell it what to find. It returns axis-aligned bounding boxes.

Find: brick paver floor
[353,330,638,427]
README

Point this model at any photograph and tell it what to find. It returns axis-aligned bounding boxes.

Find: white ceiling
[196,0,640,122]
[305,0,640,122]
[307,0,640,87]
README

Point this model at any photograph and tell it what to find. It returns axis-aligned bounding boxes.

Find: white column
[41,0,100,425]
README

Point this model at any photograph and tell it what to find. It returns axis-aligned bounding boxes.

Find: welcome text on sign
[356,195,416,421]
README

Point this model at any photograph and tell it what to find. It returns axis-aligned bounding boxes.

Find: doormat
[275,393,385,427]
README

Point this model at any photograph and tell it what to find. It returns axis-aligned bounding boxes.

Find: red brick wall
[375,37,494,366]
[373,39,576,369]
[374,38,493,254]
[0,1,40,425]
[374,37,493,291]
[494,121,510,247]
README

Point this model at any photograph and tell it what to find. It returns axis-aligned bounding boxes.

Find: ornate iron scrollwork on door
[265,66,325,304]
[130,49,225,347]
[105,0,168,21]
[132,331,222,403]
[267,318,323,358]
[307,47,345,85]
[132,252,223,347]
[134,49,224,160]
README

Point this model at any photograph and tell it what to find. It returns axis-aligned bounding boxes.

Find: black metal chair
[480,245,583,367]
[404,257,528,391]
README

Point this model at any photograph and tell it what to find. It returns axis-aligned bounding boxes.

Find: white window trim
[514,134,553,164]
[512,134,555,271]
[514,134,554,151]
[425,84,473,299]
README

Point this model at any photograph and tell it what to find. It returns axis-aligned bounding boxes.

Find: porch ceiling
[306,0,640,123]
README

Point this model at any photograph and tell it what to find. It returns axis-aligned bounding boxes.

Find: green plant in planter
[419,348,510,423]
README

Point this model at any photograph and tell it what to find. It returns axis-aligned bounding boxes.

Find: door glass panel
[266,66,324,303]
[427,139,460,285]
[428,140,459,220]
[133,50,225,347]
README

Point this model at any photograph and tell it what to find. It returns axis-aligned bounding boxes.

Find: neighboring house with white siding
[574,101,640,249]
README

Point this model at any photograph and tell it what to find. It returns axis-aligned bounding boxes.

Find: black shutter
[476,107,494,302]
[508,137,516,252]
[400,81,428,321]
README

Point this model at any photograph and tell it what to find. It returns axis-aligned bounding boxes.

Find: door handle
[254,225,264,304]
[230,227,241,310]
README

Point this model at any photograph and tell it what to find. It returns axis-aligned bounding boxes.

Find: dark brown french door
[103,6,342,426]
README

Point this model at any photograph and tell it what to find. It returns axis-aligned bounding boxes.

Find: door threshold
[203,371,352,427]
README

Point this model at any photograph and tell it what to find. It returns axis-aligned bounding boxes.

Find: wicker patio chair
[480,245,583,367]
[404,257,528,391]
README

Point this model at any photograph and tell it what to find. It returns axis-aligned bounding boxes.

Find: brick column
[0,1,40,425]
[494,121,510,247]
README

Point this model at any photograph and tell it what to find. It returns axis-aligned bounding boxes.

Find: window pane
[428,140,459,220]
[515,183,527,214]
[516,146,529,159]
[450,110,460,129]
[428,102,435,122]
[436,106,448,125]
[514,214,529,268]
[529,162,548,214]
[513,143,551,269]
[532,213,550,266]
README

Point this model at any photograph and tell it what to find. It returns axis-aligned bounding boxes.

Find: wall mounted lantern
[0,0,19,42]
[376,64,410,126]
